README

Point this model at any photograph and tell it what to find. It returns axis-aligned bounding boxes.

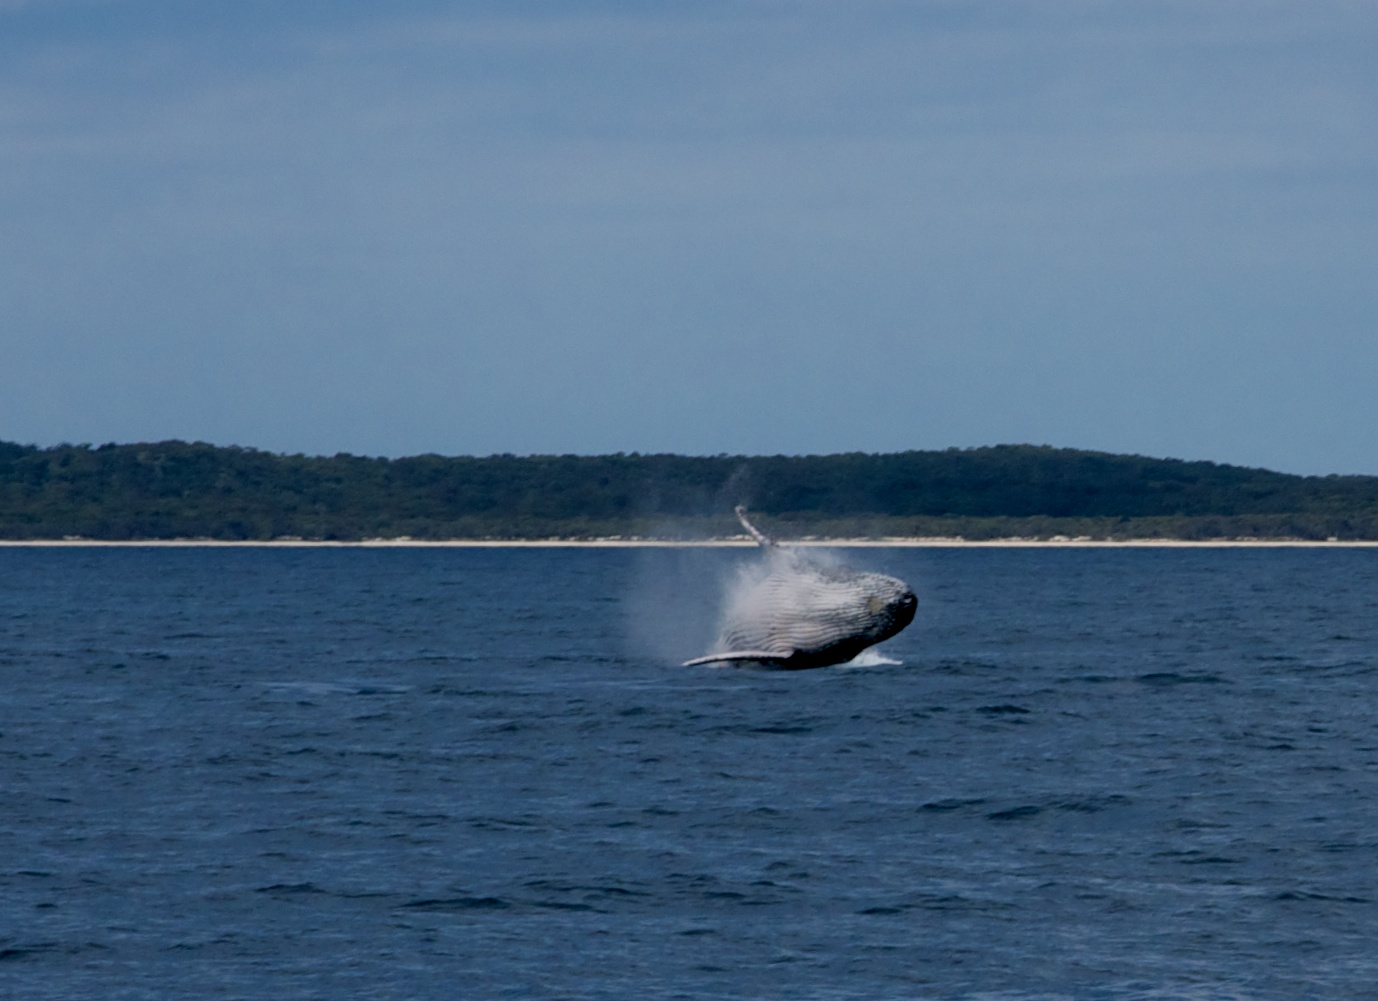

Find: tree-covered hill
[2,440,1377,540]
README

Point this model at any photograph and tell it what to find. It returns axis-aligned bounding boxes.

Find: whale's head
[846,568,918,644]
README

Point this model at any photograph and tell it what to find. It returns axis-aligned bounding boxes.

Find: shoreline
[3,538,1378,548]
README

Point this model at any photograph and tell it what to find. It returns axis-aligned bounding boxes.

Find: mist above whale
[682,507,917,669]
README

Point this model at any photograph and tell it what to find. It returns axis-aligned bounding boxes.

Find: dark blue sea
[3,545,1378,1000]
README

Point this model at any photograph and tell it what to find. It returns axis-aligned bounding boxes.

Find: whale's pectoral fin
[681,649,795,667]
[734,506,777,549]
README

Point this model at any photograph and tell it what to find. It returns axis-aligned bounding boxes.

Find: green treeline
[2,439,1378,540]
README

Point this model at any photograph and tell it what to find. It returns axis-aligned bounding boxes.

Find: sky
[2,0,1376,474]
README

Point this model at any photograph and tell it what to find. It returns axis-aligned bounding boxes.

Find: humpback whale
[682,507,917,669]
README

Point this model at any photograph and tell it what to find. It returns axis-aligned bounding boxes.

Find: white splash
[843,649,903,668]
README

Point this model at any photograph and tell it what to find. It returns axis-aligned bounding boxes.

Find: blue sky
[2,1,1376,473]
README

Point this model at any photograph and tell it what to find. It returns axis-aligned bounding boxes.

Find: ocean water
[2,545,1377,1000]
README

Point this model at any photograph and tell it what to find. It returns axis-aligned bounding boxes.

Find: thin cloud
[1,2,1376,472]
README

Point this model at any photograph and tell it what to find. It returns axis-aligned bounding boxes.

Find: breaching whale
[682,507,917,669]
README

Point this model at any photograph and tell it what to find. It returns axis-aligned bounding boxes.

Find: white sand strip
[1,538,1377,548]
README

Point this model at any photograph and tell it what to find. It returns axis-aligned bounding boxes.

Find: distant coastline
[6,440,1378,542]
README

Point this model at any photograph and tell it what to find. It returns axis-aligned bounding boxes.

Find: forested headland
[3,439,1378,541]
